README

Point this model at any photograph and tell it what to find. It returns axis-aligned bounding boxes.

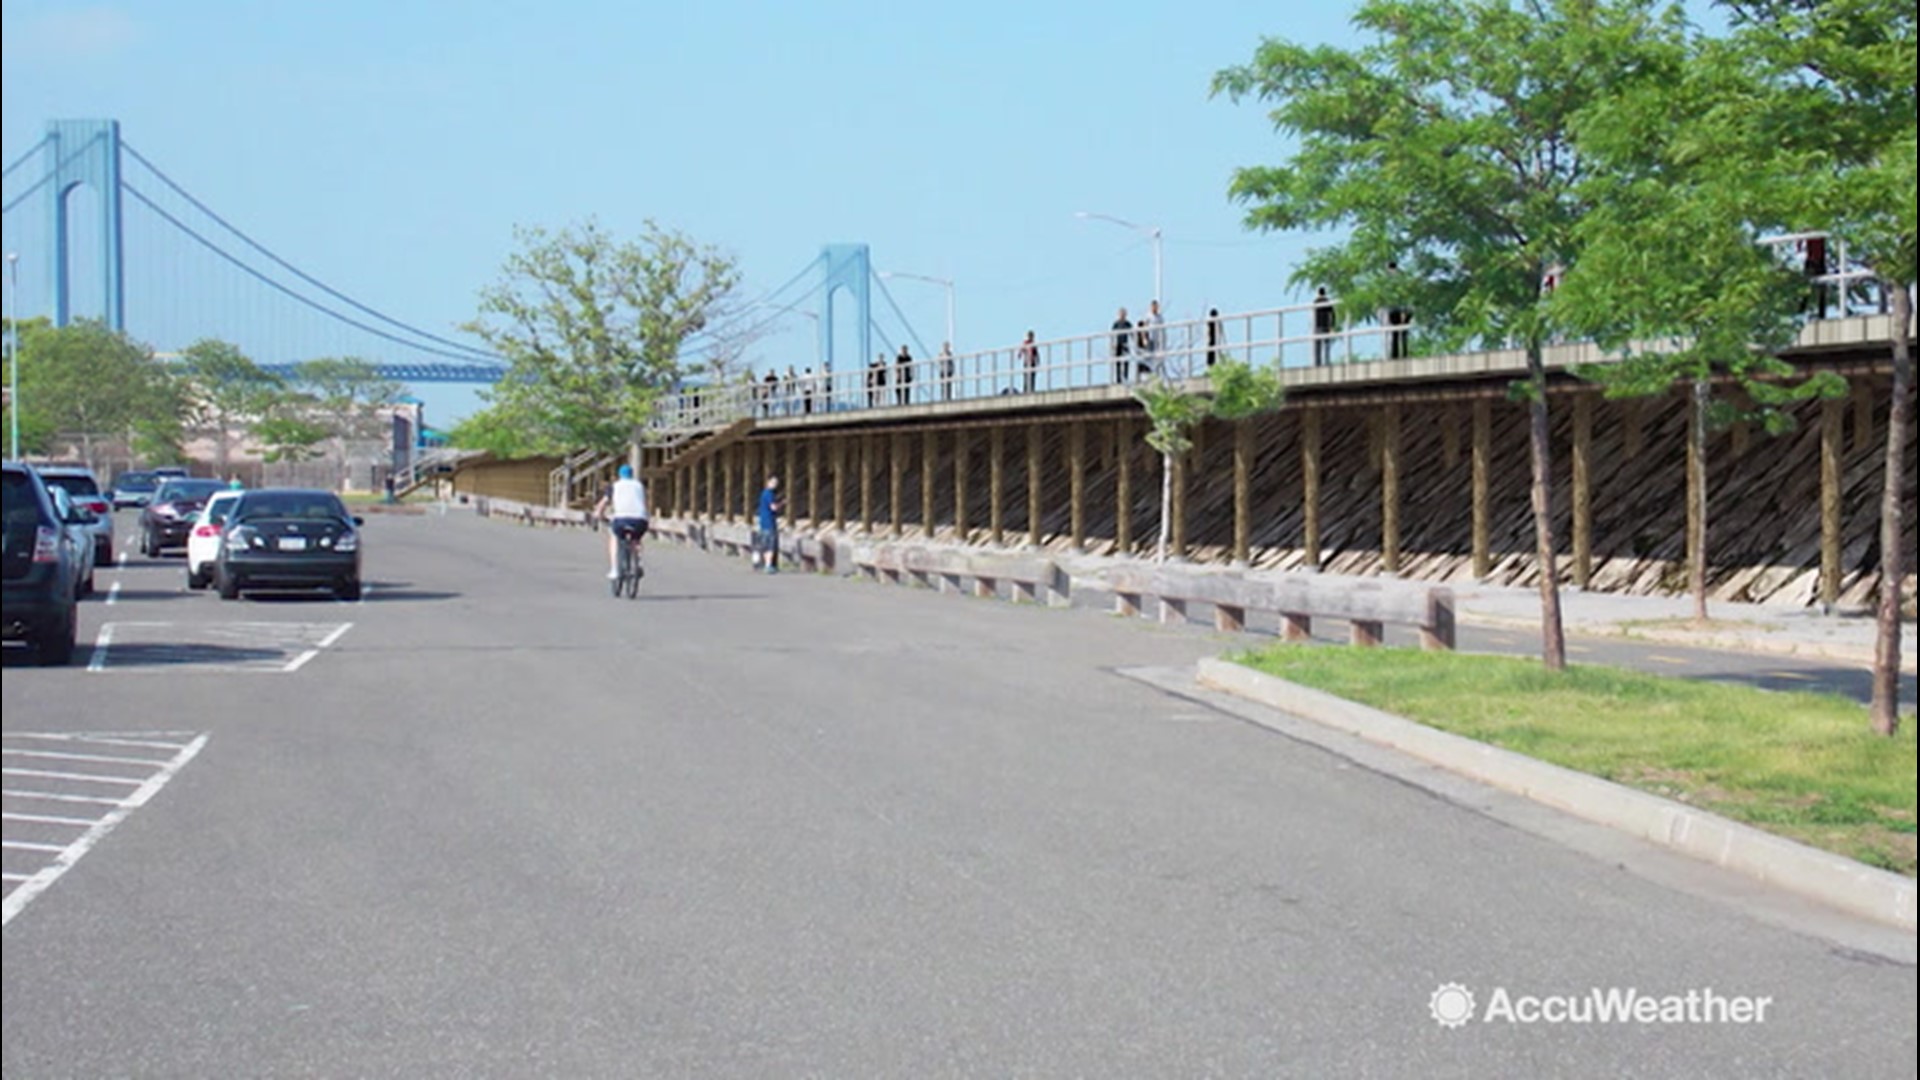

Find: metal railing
[647,298,1402,435]
[645,231,1896,437]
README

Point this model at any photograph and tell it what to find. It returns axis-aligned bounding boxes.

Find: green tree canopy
[10,319,180,468]
[1214,0,1685,669]
[464,219,742,456]
[178,338,284,474]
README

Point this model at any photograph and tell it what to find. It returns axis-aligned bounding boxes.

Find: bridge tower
[818,244,871,377]
[44,119,126,330]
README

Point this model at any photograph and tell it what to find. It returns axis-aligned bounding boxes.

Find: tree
[1134,358,1285,562]
[178,338,283,476]
[1713,0,1915,734]
[252,414,330,467]
[290,357,403,489]
[445,397,556,459]
[11,319,179,471]
[1556,19,1846,624]
[1214,0,1681,671]
[464,219,742,456]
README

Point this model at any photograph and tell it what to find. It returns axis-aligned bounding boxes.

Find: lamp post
[1076,211,1163,305]
[6,252,19,462]
[877,270,956,351]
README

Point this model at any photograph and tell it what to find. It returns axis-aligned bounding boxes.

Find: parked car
[215,489,363,601]
[111,471,162,509]
[139,478,228,556]
[36,464,115,566]
[2,461,83,665]
[47,485,98,598]
[111,467,190,509]
[185,489,245,590]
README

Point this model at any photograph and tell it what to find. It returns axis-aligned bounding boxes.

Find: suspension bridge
[0,119,941,391]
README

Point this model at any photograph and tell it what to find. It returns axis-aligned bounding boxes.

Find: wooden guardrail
[853,543,1068,606]
[1103,566,1455,649]
[470,495,593,529]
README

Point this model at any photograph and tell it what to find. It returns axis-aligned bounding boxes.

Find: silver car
[46,484,99,598]
[36,465,115,568]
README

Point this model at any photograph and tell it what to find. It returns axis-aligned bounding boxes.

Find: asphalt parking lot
[3,508,1914,1078]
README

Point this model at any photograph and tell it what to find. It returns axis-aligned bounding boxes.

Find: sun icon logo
[1429,983,1476,1028]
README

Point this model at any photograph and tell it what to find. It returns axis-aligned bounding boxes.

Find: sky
[1,0,1363,425]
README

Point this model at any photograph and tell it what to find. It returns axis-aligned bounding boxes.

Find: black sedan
[215,489,363,601]
[139,478,229,555]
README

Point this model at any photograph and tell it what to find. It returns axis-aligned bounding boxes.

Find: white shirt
[610,477,649,519]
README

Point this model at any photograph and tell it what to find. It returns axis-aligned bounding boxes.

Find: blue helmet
[617,464,634,479]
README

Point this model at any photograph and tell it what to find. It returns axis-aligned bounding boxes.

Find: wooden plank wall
[672,373,1915,609]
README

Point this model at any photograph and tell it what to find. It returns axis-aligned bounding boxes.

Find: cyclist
[593,464,650,579]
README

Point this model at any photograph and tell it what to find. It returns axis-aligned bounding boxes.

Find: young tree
[178,338,284,477]
[464,219,742,456]
[290,357,403,489]
[1557,21,1846,625]
[1134,358,1285,562]
[1716,0,1915,734]
[1214,0,1683,670]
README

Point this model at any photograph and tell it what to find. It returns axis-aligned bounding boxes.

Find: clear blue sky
[2,0,1362,423]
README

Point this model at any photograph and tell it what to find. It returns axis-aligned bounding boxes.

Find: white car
[185,489,245,590]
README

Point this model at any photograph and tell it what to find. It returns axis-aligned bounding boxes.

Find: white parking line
[9,733,195,750]
[2,768,147,785]
[1,733,208,928]
[2,873,31,883]
[2,812,103,827]
[86,623,116,672]
[4,749,173,767]
[3,841,67,853]
[3,790,125,806]
[105,580,122,605]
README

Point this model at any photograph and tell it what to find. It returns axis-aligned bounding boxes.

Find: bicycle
[611,519,646,598]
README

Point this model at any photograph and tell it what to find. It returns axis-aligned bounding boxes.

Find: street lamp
[1076,211,1163,306]
[877,270,956,351]
[6,252,19,462]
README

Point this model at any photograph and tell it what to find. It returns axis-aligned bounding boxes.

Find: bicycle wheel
[612,541,628,597]
[624,544,643,598]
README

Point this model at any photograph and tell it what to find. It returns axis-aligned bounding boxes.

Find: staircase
[548,448,626,510]
[651,418,755,475]
[392,447,480,499]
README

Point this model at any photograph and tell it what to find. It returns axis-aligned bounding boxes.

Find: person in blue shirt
[753,476,783,574]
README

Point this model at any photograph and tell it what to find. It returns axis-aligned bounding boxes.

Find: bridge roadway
[3,511,1913,1077]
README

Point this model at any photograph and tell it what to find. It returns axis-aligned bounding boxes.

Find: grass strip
[1234,644,1917,876]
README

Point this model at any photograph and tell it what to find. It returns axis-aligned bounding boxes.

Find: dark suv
[2,462,83,665]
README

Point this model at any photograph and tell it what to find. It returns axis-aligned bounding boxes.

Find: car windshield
[154,479,225,503]
[116,473,158,492]
[236,493,348,521]
[41,475,102,497]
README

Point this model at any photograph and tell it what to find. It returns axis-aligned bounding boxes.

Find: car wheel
[335,578,362,602]
[216,567,242,600]
[141,528,156,557]
[186,565,208,590]
[96,539,113,566]
[78,569,95,599]
[37,608,77,666]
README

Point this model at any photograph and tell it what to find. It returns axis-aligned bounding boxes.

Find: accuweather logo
[1429,983,1774,1027]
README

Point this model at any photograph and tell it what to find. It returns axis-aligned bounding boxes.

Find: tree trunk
[1525,343,1568,671]
[1688,377,1710,626]
[1156,451,1173,563]
[1871,279,1912,736]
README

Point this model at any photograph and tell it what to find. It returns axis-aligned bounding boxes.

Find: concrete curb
[1195,656,1918,934]
[1458,611,1917,675]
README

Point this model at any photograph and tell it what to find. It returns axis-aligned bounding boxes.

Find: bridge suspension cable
[2,136,50,180]
[869,270,931,359]
[121,183,504,364]
[120,142,499,363]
